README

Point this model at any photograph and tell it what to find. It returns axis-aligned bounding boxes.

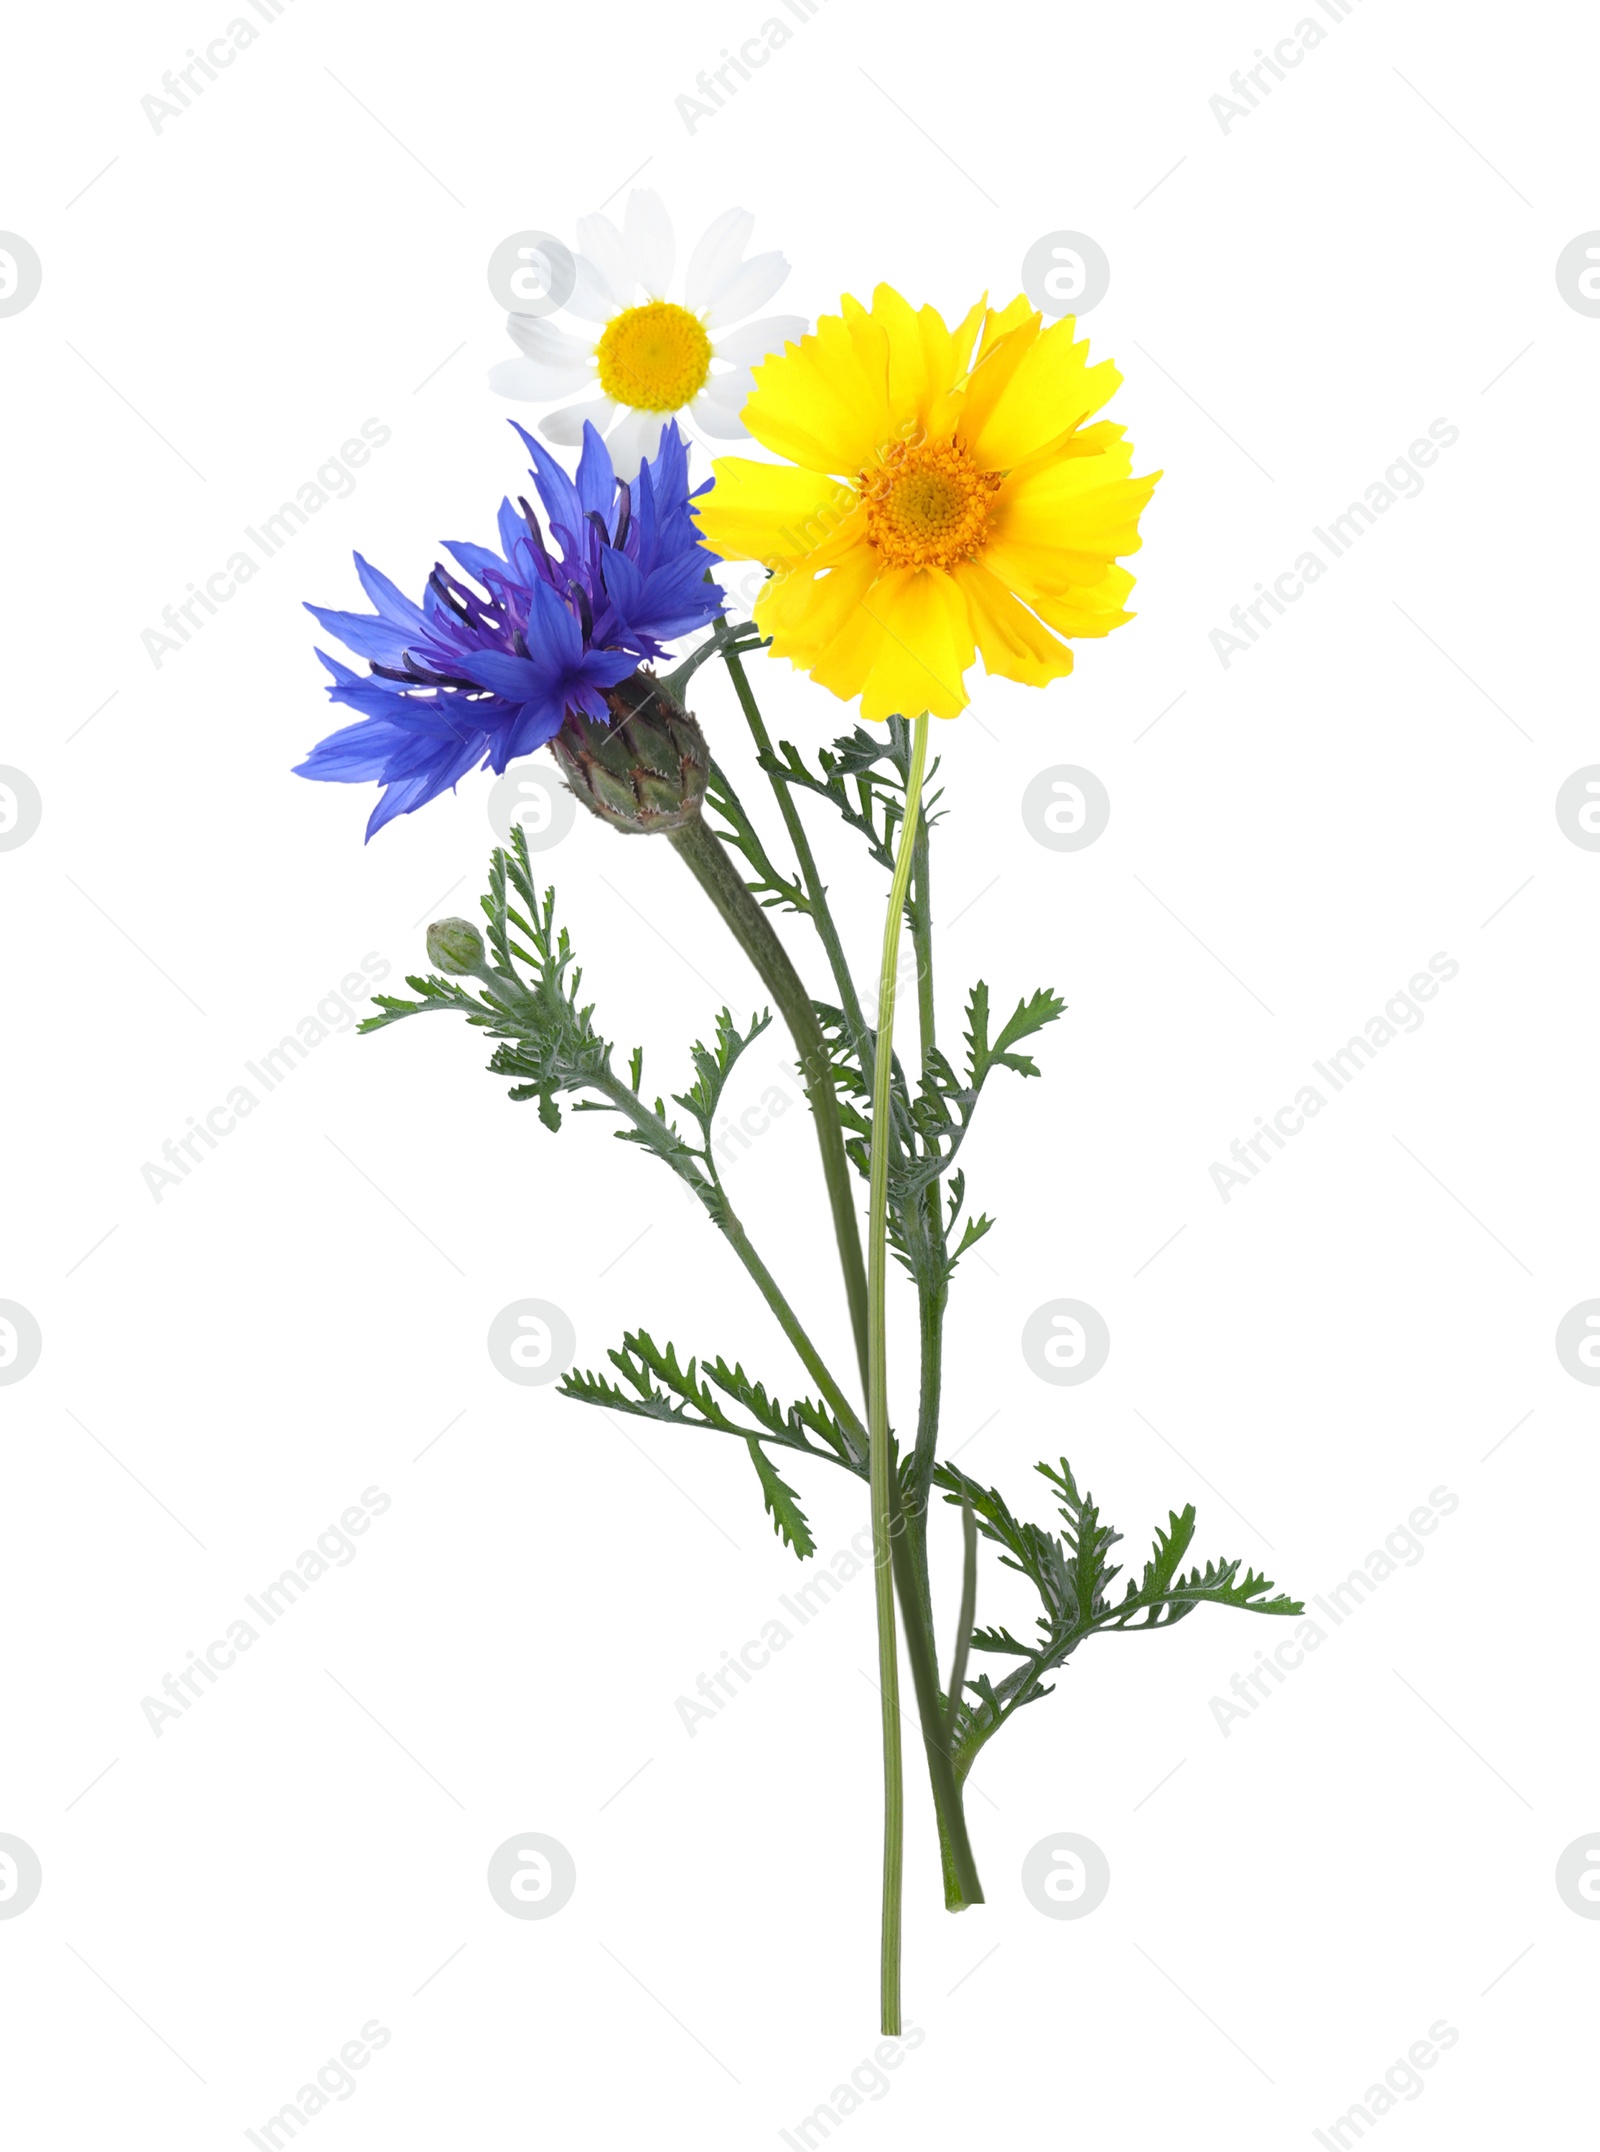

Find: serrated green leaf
[672,1007,773,1141]
[743,1436,816,1558]
[560,1332,867,1479]
[932,1453,1301,1776]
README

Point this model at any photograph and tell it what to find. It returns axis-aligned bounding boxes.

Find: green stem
[590,1068,866,1452]
[907,813,944,1500]
[666,808,871,1398]
[866,711,931,2035]
[948,1496,978,1745]
[902,787,982,1912]
[722,643,872,1056]
[720,648,983,1924]
[912,810,936,1070]
[886,1467,983,1909]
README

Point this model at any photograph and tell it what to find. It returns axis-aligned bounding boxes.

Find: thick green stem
[902,796,982,1911]
[906,813,946,1503]
[866,713,932,2034]
[937,1498,982,1908]
[666,809,871,1398]
[887,1468,983,1910]
[722,650,982,1930]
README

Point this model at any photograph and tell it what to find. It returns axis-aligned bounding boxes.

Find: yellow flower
[694,285,1159,721]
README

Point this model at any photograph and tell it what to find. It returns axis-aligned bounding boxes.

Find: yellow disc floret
[597,301,713,411]
[859,439,1002,570]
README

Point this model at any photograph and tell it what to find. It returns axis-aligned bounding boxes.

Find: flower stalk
[865,708,928,2034]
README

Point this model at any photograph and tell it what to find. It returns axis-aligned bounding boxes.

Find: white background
[3,0,1597,2143]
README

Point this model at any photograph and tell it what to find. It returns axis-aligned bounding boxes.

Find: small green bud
[427,917,487,975]
[549,671,709,836]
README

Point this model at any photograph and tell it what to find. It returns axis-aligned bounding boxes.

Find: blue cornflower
[296,419,724,836]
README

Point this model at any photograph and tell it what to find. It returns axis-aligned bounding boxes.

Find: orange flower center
[858,439,1001,570]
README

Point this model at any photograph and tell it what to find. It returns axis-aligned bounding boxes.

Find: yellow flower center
[596,302,713,412]
[859,439,1002,570]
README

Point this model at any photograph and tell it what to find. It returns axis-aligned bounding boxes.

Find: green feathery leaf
[931,1454,1301,1774]
[743,1436,816,1558]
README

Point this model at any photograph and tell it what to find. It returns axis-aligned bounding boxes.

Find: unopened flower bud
[549,671,709,836]
[427,917,487,975]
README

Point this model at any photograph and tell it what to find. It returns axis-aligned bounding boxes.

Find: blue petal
[442,540,509,586]
[496,496,528,563]
[525,575,585,667]
[574,421,617,529]
[511,421,583,557]
[454,648,561,699]
[351,553,432,637]
[499,698,568,764]
[599,547,646,621]
[303,602,417,667]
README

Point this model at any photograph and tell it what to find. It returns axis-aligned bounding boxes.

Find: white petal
[685,207,755,312]
[489,354,594,401]
[712,314,808,366]
[541,395,619,446]
[574,215,635,309]
[690,373,754,439]
[605,405,677,481]
[565,253,624,323]
[506,314,595,365]
[704,249,790,327]
[622,190,675,298]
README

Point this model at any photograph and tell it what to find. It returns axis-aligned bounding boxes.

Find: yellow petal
[1026,565,1137,640]
[855,566,974,721]
[975,294,1035,359]
[756,530,878,653]
[797,564,974,721]
[951,313,1040,461]
[993,455,1159,559]
[860,285,981,444]
[961,314,1122,471]
[741,301,891,474]
[952,561,1077,687]
[694,458,855,569]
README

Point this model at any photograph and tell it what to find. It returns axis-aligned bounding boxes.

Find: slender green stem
[912,812,936,1070]
[722,643,872,1056]
[867,711,931,2034]
[590,1067,866,1453]
[665,809,871,1398]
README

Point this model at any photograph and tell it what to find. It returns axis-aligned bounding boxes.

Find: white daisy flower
[489,192,806,481]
